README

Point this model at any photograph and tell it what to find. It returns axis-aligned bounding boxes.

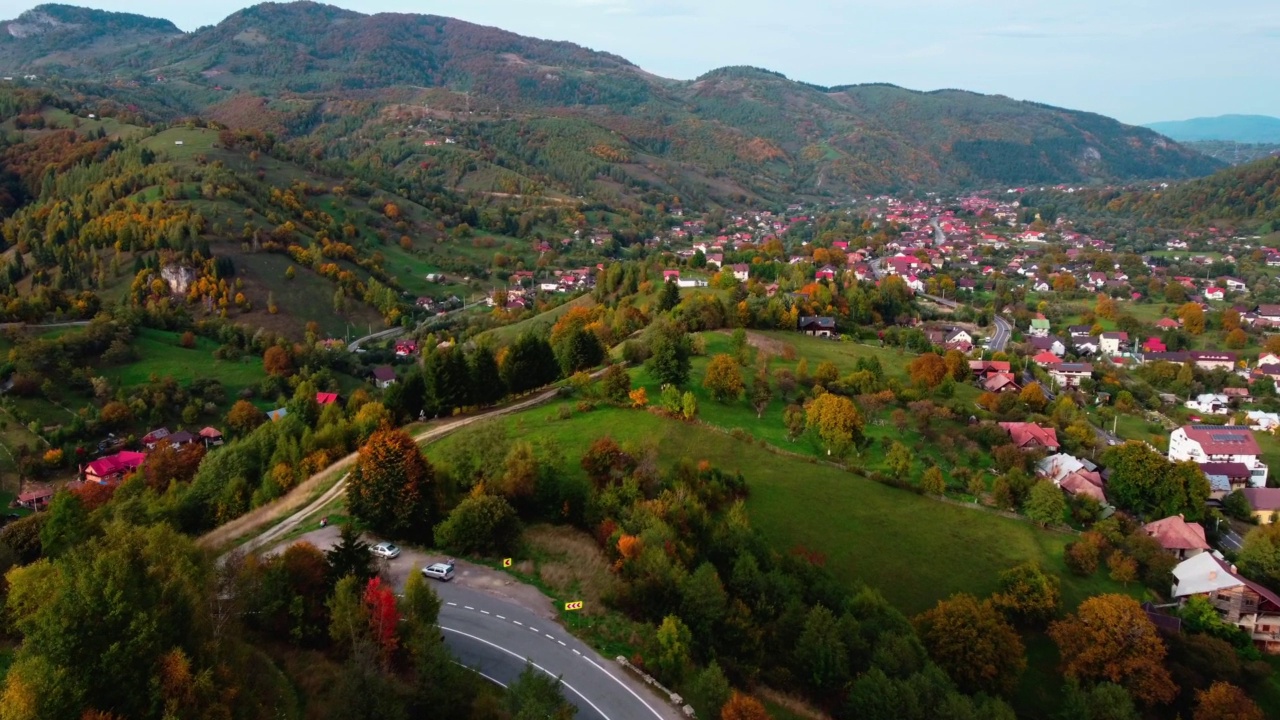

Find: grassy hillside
[425,399,1131,615]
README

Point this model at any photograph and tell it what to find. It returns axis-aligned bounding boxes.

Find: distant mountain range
[1,2,1225,202]
[1144,114,1280,144]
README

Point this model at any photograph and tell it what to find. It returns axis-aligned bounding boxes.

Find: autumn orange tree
[1047,594,1176,706]
[225,399,266,436]
[908,352,948,389]
[804,392,864,457]
[1193,681,1265,720]
[346,428,440,542]
[914,593,1026,696]
[720,691,769,720]
[262,345,294,377]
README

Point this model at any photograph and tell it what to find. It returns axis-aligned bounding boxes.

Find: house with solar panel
[1167,424,1268,488]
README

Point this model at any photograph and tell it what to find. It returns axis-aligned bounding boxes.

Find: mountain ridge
[0,1,1225,200]
[1143,114,1280,144]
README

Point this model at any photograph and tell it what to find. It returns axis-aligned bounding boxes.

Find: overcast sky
[9,0,1280,124]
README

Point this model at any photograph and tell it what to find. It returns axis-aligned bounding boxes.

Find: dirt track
[199,386,566,552]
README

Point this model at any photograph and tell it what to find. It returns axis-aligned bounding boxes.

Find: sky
[8,0,1280,124]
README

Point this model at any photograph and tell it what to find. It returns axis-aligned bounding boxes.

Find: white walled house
[1168,425,1268,487]
[1048,363,1093,389]
[1185,394,1231,415]
[1099,332,1129,355]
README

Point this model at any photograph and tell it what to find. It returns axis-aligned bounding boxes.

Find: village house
[1247,411,1280,432]
[925,326,973,351]
[1168,425,1268,487]
[198,427,224,447]
[395,340,419,357]
[1099,332,1129,355]
[14,488,54,511]
[969,360,1011,379]
[1172,552,1280,654]
[998,422,1060,451]
[798,316,836,338]
[1029,317,1050,337]
[142,427,170,450]
[1037,453,1107,503]
[166,430,196,448]
[372,366,397,389]
[83,450,148,485]
[983,372,1021,393]
[1048,363,1093,389]
[1185,393,1231,415]
[1144,515,1211,560]
[1031,351,1063,367]
[1239,488,1280,524]
[316,392,340,406]
[1028,336,1067,356]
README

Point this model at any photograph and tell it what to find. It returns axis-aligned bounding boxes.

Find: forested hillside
[0,85,592,338]
[0,2,1222,202]
[1069,156,1280,228]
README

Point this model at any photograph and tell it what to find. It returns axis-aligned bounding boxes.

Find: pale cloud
[4,0,1278,122]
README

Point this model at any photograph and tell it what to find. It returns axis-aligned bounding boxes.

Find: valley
[1,3,1279,720]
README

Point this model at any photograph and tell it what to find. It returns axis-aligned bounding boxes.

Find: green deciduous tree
[794,605,849,700]
[38,491,90,558]
[2,522,230,719]
[653,615,693,684]
[1023,481,1066,527]
[990,562,1060,629]
[647,321,692,387]
[434,492,522,556]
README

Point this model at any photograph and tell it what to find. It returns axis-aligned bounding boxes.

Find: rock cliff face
[161,265,196,295]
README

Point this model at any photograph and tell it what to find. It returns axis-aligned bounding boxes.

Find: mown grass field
[100,327,267,399]
[425,401,1131,616]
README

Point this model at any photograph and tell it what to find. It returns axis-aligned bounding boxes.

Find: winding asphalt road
[269,529,677,720]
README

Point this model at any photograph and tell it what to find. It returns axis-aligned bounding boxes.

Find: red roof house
[316,392,340,406]
[1144,515,1211,559]
[83,450,147,484]
[998,422,1060,451]
[1031,351,1062,366]
[1143,337,1167,353]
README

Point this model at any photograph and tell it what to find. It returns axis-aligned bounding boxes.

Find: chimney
[1231,565,1238,574]
[1209,571,1218,580]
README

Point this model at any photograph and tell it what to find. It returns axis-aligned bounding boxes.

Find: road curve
[990,314,1012,352]
[268,529,680,720]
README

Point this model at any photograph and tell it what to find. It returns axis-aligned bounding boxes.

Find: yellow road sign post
[502,558,512,568]
[564,601,584,611]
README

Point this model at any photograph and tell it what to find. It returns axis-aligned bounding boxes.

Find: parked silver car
[422,561,455,581]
